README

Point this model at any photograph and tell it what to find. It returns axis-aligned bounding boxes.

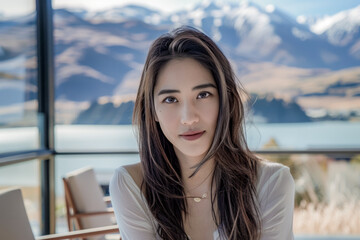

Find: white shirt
[110,160,295,240]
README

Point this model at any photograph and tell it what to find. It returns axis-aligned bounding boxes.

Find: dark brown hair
[133,26,261,240]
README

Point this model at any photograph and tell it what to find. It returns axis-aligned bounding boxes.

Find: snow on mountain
[54,9,91,27]
[51,0,360,97]
[227,2,283,58]
[166,1,346,68]
[51,8,168,101]
[87,5,165,25]
[64,8,89,20]
[310,5,360,46]
[165,1,290,56]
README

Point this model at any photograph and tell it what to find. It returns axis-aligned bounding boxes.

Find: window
[51,0,360,152]
[0,0,41,153]
[0,0,53,235]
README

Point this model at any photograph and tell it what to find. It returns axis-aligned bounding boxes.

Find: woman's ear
[154,113,159,122]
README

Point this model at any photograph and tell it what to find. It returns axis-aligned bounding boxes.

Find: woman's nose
[180,102,199,125]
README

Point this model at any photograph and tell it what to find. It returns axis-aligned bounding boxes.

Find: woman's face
[154,58,219,162]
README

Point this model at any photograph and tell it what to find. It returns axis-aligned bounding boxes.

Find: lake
[1,121,359,193]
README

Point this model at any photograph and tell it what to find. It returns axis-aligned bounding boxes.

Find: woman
[110,27,295,240]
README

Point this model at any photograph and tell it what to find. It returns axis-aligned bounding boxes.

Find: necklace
[186,192,208,203]
[184,169,213,203]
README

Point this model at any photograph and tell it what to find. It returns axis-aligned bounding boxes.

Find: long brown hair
[133,26,261,240]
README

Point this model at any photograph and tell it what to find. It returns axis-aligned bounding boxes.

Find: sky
[1,0,360,18]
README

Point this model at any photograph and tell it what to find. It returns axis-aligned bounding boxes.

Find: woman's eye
[163,97,178,103]
[197,92,211,99]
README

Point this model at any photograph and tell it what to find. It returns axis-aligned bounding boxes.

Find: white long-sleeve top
[110,160,295,240]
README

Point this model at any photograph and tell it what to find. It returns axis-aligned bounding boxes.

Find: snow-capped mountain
[310,5,360,41]
[50,2,359,103]
[170,1,314,59]
[159,1,358,69]
[85,5,166,25]
[1,1,360,107]
[54,9,92,27]
[310,5,360,59]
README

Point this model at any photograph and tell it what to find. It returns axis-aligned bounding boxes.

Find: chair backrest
[0,188,35,240]
[64,167,113,231]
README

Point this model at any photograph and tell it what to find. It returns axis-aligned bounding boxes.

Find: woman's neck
[177,154,215,196]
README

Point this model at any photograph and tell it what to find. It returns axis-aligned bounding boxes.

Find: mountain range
[0,1,359,124]
[54,1,360,102]
[72,2,360,68]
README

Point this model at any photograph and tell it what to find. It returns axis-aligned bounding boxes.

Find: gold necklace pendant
[193,193,207,203]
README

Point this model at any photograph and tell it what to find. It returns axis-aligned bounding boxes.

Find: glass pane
[54,154,140,233]
[246,122,360,150]
[55,124,137,152]
[0,0,40,153]
[0,159,41,236]
[52,1,360,151]
[260,153,360,237]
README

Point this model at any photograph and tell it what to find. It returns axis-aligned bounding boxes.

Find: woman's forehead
[154,58,216,91]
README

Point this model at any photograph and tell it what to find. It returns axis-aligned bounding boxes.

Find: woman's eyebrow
[157,89,180,96]
[157,83,217,96]
[192,83,217,90]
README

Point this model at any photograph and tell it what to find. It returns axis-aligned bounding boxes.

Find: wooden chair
[63,167,118,239]
[0,188,119,240]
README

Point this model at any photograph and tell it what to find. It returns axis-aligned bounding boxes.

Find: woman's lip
[180,131,205,141]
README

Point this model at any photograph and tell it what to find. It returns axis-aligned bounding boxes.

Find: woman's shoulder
[110,163,143,195]
[257,159,291,177]
[256,159,294,196]
[122,162,143,189]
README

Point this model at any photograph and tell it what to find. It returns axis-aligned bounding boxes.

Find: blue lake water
[1,121,360,194]
[53,121,360,151]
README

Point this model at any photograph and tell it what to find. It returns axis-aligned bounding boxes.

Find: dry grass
[238,62,360,113]
[297,96,360,111]
[289,156,360,235]
[294,200,360,234]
